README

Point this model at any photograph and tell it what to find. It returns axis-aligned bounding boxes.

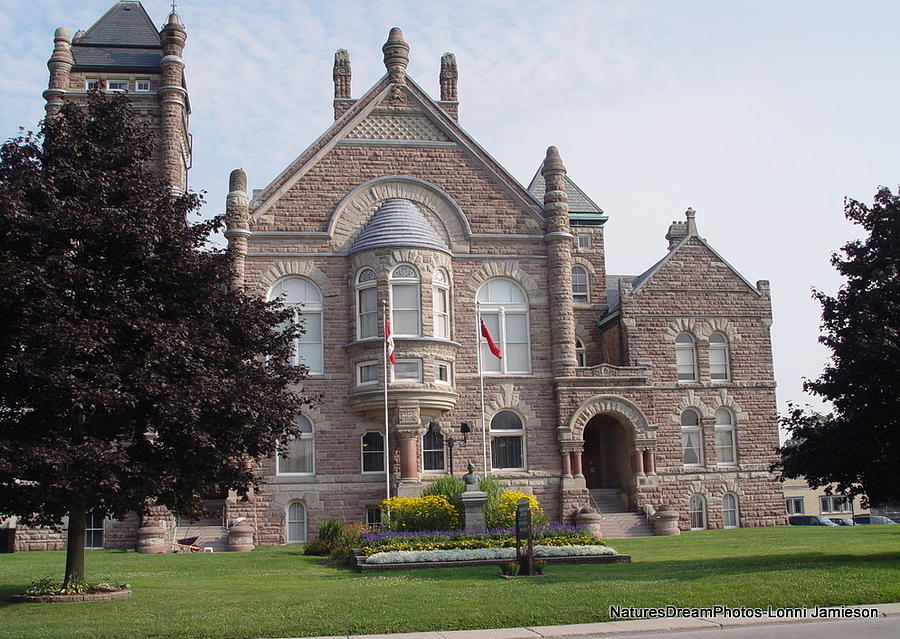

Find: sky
[2,0,899,427]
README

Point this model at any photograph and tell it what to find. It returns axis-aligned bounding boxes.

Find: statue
[462,461,481,486]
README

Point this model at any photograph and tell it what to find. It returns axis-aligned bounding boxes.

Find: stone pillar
[652,505,681,536]
[382,27,409,85]
[439,52,459,120]
[44,27,73,116]
[460,485,488,532]
[394,403,423,496]
[574,507,603,539]
[632,450,645,476]
[560,449,572,478]
[159,11,188,193]
[542,147,578,377]
[643,449,656,475]
[226,523,255,552]
[571,450,584,478]
[398,434,417,480]
[224,168,251,290]
[136,526,166,554]
[333,49,352,119]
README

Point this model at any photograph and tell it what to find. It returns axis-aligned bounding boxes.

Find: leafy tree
[0,93,310,584]
[775,187,900,507]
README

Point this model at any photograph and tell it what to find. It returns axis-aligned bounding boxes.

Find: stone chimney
[333,49,353,119]
[439,52,458,120]
[665,207,697,250]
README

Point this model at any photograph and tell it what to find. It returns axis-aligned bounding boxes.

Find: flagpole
[477,303,488,475]
[383,300,390,501]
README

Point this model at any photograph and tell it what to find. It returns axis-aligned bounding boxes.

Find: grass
[1,526,898,639]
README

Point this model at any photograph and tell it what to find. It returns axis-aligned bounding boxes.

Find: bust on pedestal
[459,462,488,531]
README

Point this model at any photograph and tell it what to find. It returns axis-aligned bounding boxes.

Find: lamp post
[427,421,471,476]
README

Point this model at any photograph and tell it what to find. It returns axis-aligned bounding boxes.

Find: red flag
[480,318,503,359]
[385,315,396,365]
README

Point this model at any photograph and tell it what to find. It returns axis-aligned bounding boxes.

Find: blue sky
[3,0,900,422]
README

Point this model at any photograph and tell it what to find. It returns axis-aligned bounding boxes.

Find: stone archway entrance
[582,414,634,490]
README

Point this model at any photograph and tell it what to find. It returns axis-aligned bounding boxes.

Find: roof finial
[382,27,409,84]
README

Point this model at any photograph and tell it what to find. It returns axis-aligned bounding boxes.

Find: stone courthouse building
[10,2,787,550]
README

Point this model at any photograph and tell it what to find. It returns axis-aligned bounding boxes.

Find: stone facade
[12,2,786,551]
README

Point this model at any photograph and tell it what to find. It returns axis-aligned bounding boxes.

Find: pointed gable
[72,1,162,71]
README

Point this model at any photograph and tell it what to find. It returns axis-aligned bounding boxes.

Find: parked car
[789,515,839,526]
[852,515,897,525]
[829,517,855,526]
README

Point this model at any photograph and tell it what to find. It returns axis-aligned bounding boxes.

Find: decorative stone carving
[464,261,546,306]
[567,394,655,440]
[254,260,337,298]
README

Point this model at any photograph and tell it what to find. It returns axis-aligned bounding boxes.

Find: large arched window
[277,415,314,475]
[477,279,530,374]
[286,501,307,543]
[722,493,740,529]
[575,337,586,367]
[688,494,706,530]
[714,408,736,466]
[709,332,731,381]
[432,268,450,339]
[681,409,703,466]
[269,277,323,375]
[361,431,385,474]
[391,265,420,336]
[356,268,377,340]
[675,332,698,382]
[571,265,589,303]
[490,410,525,471]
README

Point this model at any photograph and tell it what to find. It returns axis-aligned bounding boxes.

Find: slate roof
[527,169,604,214]
[72,1,162,71]
[351,199,451,254]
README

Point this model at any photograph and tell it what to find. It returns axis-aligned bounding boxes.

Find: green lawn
[1,526,898,639]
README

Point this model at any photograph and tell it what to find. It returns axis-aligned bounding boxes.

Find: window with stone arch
[277,415,314,475]
[571,265,589,303]
[681,409,703,466]
[356,268,378,340]
[268,277,323,375]
[714,408,737,466]
[709,332,731,381]
[689,494,707,530]
[490,410,525,471]
[575,336,587,367]
[286,501,307,543]
[675,332,698,382]
[477,278,531,374]
[722,493,740,529]
[432,267,451,340]
[390,264,420,336]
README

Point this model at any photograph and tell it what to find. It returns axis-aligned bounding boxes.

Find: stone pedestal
[574,507,604,539]
[460,485,488,531]
[226,523,255,552]
[136,526,167,554]
[395,479,424,497]
[652,505,681,536]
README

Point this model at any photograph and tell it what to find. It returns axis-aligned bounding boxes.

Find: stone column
[159,11,188,193]
[439,52,459,120]
[560,449,572,478]
[542,147,578,377]
[224,169,250,290]
[398,434,417,480]
[332,49,353,119]
[571,450,584,478]
[632,450,645,476]
[643,449,656,475]
[43,28,73,116]
[395,403,423,497]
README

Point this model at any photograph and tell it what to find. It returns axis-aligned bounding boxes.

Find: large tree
[0,93,309,583]
[776,186,900,507]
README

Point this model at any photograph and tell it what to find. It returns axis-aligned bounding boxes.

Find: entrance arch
[582,414,634,489]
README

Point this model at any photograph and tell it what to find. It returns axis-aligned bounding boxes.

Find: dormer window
[136,80,151,92]
[107,80,128,92]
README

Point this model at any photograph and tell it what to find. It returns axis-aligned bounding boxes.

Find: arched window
[277,415,314,475]
[689,494,706,530]
[391,265,420,336]
[286,501,307,543]
[571,265,589,303]
[477,279,530,374]
[361,431,385,474]
[422,428,445,472]
[268,277,323,375]
[709,332,730,381]
[432,268,450,339]
[681,409,702,466]
[675,332,698,382]
[575,337,586,367]
[714,408,736,466]
[356,268,377,340]
[722,493,739,529]
[490,410,525,471]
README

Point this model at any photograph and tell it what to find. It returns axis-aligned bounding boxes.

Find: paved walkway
[283,603,900,639]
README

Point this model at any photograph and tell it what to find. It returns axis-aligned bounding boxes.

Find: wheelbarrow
[171,535,201,553]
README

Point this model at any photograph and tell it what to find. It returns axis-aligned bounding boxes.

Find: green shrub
[303,538,331,556]
[485,491,544,529]
[423,476,466,513]
[328,524,363,564]
[317,518,345,549]
[499,561,520,576]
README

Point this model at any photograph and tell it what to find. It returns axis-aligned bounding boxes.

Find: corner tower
[44,1,191,192]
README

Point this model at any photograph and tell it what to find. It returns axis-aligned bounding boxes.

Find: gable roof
[72,1,162,71]
[527,169,604,215]
[249,73,544,223]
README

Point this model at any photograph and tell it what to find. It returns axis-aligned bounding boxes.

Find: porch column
[632,449,645,476]
[398,434,417,479]
[643,449,656,475]
[571,450,584,478]
[561,449,573,478]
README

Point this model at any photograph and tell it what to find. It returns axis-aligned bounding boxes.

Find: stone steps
[588,489,654,538]
[172,524,228,552]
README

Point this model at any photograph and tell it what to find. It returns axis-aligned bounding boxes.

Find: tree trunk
[64,505,86,584]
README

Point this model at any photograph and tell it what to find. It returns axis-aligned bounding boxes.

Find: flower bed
[360,524,600,554]
[366,544,617,564]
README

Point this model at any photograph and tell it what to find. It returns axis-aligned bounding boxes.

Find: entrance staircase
[173,499,228,552]
[589,489,654,538]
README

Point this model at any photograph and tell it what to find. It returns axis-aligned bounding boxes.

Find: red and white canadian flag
[480,318,503,359]
[385,315,396,365]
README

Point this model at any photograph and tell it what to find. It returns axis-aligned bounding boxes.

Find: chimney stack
[332,49,353,119]
[439,52,459,119]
